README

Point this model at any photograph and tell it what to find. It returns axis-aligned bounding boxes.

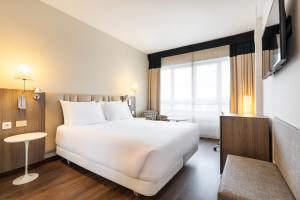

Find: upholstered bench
[218,118,300,200]
[218,155,294,200]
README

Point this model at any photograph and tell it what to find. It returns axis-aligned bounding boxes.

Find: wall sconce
[15,64,33,110]
[123,95,135,116]
[131,83,138,94]
[33,88,42,101]
[121,95,129,102]
[243,95,253,115]
[121,95,132,106]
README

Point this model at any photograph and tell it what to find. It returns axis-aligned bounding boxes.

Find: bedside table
[4,132,47,185]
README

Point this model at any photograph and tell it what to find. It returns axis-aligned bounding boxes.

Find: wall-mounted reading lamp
[33,88,42,101]
[129,83,138,106]
[14,64,33,110]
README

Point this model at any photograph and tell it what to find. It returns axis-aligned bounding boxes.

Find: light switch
[16,120,27,127]
[2,122,12,130]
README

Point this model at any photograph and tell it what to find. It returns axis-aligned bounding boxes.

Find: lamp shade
[131,83,138,93]
[34,88,42,93]
[243,95,252,115]
[15,64,33,80]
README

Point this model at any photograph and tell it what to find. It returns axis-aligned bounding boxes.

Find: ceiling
[41,0,256,54]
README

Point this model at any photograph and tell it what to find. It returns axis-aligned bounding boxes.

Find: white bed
[56,118,199,196]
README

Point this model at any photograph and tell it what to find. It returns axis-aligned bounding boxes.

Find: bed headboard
[45,93,136,154]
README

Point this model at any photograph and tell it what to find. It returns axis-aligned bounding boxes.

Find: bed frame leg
[133,191,140,199]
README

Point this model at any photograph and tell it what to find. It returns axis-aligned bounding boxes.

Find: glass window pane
[221,60,230,104]
[160,103,171,116]
[222,105,230,114]
[195,63,217,101]
[160,57,231,125]
[173,66,192,101]
[160,69,171,101]
[170,103,193,119]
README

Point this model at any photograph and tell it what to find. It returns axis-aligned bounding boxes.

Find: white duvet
[56,118,199,182]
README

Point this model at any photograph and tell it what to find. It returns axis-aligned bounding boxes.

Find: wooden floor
[0,139,220,200]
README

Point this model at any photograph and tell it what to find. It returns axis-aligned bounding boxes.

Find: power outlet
[2,122,12,130]
[16,120,27,127]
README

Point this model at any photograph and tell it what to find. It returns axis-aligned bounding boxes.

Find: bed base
[65,158,142,198]
[57,143,198,196]
[133,191,141,198]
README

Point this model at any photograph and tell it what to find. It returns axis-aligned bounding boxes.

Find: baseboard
[44,151,57,159]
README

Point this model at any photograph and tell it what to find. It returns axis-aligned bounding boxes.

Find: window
[160,57,230,137]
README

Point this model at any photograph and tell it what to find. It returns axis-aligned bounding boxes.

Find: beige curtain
[162,52,192,66]
[193,45,229,62]
[162,46,229,66]
[230,53,256,115]
[148,68,160,111]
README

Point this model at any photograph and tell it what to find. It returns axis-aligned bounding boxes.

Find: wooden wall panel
[220,114,270,173]
[0,88,45,174]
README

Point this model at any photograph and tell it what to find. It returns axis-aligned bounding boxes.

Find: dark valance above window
[149,59,161,69]
[262,36,279,51]
[262,24,280,51]
[230,41,255,57]
[148,30,254,69]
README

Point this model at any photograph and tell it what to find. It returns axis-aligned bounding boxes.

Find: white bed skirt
[56,144,198,196]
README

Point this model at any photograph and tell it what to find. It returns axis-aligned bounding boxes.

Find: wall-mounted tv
[262,0,292,78]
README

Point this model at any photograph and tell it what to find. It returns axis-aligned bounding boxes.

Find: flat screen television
[262,0,291,75]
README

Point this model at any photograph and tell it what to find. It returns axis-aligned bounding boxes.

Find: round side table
[4,132,47,185]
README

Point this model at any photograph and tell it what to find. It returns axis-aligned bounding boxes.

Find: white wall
[0,0,148,114]
[255,15,264,115]
[256,0,300,128]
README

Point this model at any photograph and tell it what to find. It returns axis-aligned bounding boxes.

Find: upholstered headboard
[45,93,136,154]
[273,117,300,199]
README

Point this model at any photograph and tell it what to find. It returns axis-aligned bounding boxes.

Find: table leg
[12,141,39,185]
[25,141,29,176]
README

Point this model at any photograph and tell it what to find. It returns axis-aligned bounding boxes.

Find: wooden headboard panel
[0,88,45,174]
[45,93,136,154]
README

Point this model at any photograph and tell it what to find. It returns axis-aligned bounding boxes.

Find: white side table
[4,132,47,185]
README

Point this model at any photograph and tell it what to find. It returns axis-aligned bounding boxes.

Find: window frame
[160,56,230,117]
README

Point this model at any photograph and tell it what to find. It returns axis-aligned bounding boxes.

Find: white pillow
[103,101,133,121]
[60,100,106,126]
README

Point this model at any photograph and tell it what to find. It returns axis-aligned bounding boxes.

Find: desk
[220,114,270,173]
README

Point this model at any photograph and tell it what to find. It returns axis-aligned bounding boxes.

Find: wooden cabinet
[220,114,271,173]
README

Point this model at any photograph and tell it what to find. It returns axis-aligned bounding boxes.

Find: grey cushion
[218,155,295,200]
